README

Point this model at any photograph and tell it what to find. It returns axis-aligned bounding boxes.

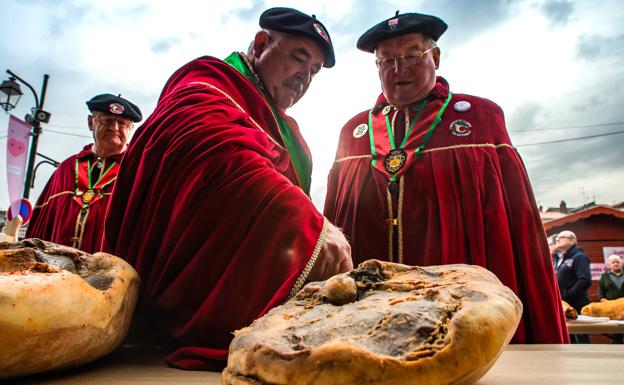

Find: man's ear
[433,46,441,70]
[87,115,94,131]
[252,31,271,60]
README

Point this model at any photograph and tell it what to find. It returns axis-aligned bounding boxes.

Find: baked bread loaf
[581,298,624,320]
[223,259,522,385]
[0,239,139,379]
[562,300,578,320]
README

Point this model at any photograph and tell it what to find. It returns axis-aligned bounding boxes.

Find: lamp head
[0,77,23,112]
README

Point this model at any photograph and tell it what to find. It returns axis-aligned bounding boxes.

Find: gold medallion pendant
[80,189,96,204]
[384,149,407,174]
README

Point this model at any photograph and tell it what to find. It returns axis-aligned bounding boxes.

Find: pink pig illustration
[8,137,26,157]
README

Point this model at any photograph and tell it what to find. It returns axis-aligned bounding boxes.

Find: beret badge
[109,103,125,115]
[314,23,330,43]
[388,18,399,30]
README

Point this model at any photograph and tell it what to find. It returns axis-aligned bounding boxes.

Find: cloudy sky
[1,0,623,214]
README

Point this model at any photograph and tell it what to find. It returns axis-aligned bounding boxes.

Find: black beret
[260,7,335,68]
[86,94,142,122]
[357,12,448,53]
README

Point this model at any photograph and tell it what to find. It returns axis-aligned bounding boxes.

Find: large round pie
[0,239,140,379]
[223,260,522,385]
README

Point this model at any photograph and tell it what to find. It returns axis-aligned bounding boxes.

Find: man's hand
[308,223,352,282]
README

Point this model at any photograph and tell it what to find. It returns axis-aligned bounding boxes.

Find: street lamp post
[0,70,51,200]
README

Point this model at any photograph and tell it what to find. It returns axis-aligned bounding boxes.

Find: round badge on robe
[453,101,471,112]
[384,149,407,174]
[80,189,96,204]
[382,105,392,115]
[450,119,472,137]
[353,123,368,138]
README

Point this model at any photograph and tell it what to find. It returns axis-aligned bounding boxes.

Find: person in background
[554,230,591,343]
[104,7,352,370]
[598,253,624,343]
[26,94,142,253]
[599,254,624,301]
[549,235,560,268]
[324,11,567,344]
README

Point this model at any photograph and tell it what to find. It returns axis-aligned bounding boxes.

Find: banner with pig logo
[6,115,30,218]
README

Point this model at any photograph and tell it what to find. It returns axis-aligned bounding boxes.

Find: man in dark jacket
[554,230,591,343]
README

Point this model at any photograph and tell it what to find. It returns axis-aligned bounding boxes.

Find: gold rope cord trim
[34,191,74,209]
[421,143,515,154]
[72,207,90,250]
[77,207,91,250]
[288,216,330,299]
[333,143,515,165]
[397,176,405,264]
[386,187,394,263]
[187,81,284,150]
[334,155,372,163]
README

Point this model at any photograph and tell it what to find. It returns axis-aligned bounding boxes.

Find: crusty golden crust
[0,239,139,379]
[581,298,624,320]
[223,260,522,385]
[561,300,578,320]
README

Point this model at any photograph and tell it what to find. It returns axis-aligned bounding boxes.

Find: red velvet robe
[26,145,121,253]
[324,77,568,344]
[103,55,327,370]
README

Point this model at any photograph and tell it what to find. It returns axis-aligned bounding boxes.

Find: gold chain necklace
[239,53,266,91]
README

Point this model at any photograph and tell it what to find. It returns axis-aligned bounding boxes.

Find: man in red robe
[26,94,142,253]
[103,7,352,370]
[324,12,568,343]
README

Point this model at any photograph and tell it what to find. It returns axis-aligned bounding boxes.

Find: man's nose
[110,120,126,130]
[393,57,407,74]
[298,66,313,84]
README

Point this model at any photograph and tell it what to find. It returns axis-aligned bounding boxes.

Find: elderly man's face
[375,33,439,107]
[555,233,575,252]
[609,257,623,274]
[253,31,324,110]
[88,112,133,156]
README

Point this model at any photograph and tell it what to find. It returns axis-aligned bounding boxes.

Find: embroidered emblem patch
[388,18,399,30]
[353,123,368,138]
[80,189,96,204]
[384,149,407,174]
[109,102,124,115]
[314,23,330,42]
[453,101,471,112]
[450,119,472,137]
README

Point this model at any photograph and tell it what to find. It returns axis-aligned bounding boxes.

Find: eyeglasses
[94,114,133,130]
[556,236,573,240]
[375,48,435,71]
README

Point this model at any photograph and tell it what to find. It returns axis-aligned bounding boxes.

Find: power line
[509,121,624,133]
[516,130,624,147]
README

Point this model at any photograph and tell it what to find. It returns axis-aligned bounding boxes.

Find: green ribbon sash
[224,52,312,194]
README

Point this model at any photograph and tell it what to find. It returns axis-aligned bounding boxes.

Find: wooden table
[567,319,624,334]
[9,344,623,385]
